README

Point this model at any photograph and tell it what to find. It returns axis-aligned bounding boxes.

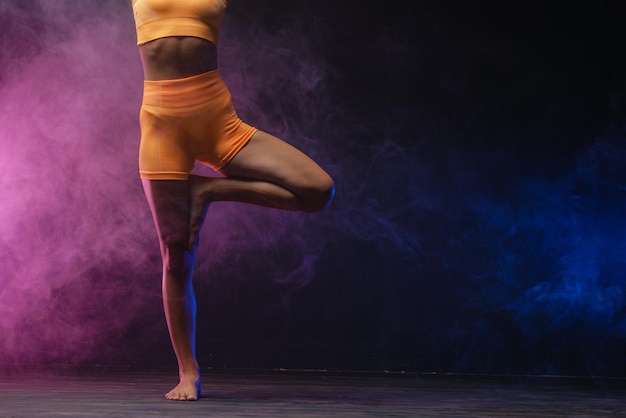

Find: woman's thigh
[142,179,190,247]
[219,130,333,195]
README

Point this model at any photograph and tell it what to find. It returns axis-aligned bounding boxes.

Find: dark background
[1,0,626,377]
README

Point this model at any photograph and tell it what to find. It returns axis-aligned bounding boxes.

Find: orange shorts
[139,70,257,180]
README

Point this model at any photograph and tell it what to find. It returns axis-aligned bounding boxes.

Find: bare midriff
[139,36,218,81]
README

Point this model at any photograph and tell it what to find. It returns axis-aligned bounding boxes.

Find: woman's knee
[160,235,194,274]
[301,174,335,212]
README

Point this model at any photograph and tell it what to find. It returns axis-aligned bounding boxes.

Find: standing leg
[142,130,333,402]
[143,179,203,401]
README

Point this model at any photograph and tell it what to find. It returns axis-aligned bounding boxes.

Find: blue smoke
[427,133,626,375]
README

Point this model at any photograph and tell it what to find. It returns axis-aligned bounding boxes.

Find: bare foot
[165,371,201,401]
[188,175,213,249]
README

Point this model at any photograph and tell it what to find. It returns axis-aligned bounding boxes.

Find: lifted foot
[188,174,214,249]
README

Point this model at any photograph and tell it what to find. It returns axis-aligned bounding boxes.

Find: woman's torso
[133,0,225,80]
[139,37,218,80]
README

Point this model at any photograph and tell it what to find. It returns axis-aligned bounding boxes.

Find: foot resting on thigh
[166,371,201,401]
[188,175,213,249]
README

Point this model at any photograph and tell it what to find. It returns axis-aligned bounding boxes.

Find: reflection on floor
[0,367,625,417]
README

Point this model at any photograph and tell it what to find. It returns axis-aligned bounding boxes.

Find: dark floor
[0,367,625,417]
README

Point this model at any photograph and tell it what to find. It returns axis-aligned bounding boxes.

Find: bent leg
[191,130,335,214]
[143,179,202,401]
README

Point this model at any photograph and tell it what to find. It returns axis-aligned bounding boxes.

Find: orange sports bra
[132,0,227,46]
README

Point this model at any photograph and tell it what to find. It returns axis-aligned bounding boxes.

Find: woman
[131,0,334,401]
